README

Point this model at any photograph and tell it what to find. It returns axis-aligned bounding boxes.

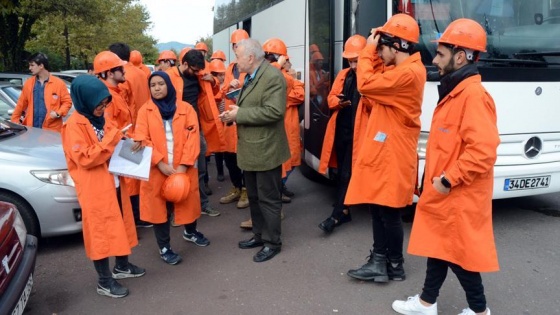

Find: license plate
[504,176,551,191]
[11,273,33,315]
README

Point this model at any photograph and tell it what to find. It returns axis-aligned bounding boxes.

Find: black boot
[347,251,389,282]
[387,257,406,281]
[94,258,129,298]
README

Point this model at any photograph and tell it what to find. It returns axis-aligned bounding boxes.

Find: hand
[49,111,60,119]
[157,162,176,176]
[219,105,239,124]
[278,55,287,68]
[201,73,214,82]
[130,141,144,153]
[432,177,450,194]
[339,100,352,108]
[229,79,240,89]
[176,164,188,173]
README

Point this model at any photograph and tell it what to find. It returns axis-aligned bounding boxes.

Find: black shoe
[282,185,295,197]
[238,238,264,249]
[253,246,281,262]
[135,220,153,228]
[204,183,213,196]
[217,174,225,182]
[112,262,146,279]
[387,258,406,281]
[96,279,129,298]
[318,217,336,233]
[335,212,352,227]
[347,251,389,282]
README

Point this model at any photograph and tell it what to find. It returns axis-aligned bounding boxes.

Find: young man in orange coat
[345,14,426,283]
[317,35,367,233]
[11,53,72,132]
[392,19,499,315]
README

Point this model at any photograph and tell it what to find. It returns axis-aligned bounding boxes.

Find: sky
[138,0,215,44]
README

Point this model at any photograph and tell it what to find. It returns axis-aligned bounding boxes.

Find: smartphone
[337,94,349,102]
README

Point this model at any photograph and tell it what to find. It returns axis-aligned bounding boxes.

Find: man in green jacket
[219,37,290,263]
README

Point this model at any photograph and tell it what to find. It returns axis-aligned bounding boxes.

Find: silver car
[0,118,82,237]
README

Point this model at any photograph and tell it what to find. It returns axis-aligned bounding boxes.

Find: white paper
[108,140,152,181]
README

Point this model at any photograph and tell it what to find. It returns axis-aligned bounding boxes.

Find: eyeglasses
[95,100,111,111]
[188,65,201,74]
[111,66,124,73]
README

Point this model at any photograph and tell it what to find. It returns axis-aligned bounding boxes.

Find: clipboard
[109,140,152,181]
[118,138,144,164]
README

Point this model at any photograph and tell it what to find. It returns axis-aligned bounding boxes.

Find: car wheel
[0,191,40,237]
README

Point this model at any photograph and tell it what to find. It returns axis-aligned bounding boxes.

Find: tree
[197,35,213,61]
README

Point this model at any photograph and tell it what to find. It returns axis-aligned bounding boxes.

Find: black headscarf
[149,71,177,120]
[70,75,112,130]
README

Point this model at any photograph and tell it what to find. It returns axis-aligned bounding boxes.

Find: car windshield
[0,85,22,102]
[0,118,25,139]
[413,0,560,67]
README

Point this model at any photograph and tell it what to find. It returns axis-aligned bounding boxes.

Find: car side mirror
[535,13,543,25]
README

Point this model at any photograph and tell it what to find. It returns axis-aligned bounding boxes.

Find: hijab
[70,75,112,130]
[149,71,177,120]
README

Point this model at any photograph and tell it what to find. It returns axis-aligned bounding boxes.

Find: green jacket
[236,61,290,171]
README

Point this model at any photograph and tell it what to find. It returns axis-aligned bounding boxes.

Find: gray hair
[237,38,265,61]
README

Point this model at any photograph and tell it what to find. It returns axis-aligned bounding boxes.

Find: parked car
[0,201,37,314]
[0,118,82,237]
[51,71,87,83]
[0,83,22,120]
[0,73,31,86]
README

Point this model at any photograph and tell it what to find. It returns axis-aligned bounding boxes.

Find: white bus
[213,0,560,199]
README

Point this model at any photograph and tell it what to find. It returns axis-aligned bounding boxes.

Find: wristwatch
[440,176,451,189]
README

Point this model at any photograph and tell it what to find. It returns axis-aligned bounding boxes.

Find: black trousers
[370,204,404,261]
[421,257,487,313]
[152,202,197,250]
[331,133,353,220]
[244,165,282,249]
[224,152,244,188]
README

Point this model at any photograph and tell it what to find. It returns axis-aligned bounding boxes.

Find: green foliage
[198,35,213,61]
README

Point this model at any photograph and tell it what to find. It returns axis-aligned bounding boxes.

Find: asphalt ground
[24,161,560,315]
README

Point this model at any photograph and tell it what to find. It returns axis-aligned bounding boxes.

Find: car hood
[0,127,68,169]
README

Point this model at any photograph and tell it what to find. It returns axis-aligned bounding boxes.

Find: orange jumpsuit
[134,99,201,224]
[220,62,247,153]
[345,45,426,208]
[11,75,72,132]
[408,74,500,272]
[61,114,137,260]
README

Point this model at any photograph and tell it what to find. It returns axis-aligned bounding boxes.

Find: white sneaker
[458,308,491,315]
[392,294,437,315]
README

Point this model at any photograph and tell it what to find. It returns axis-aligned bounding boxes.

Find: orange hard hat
[130,50,143,66]
[435,18,487,52]
[161,173,190,203]
[342,35,367,59]
[210,50,226,61]
[195,42,208,52]
[262,38,288,56]
[93,51,126,74]
[179,47,192,63]
[311,51,324,62]
[157,50,177,63]
[230,29,249,44]
[209,59,226,73]
[378,13,420,44]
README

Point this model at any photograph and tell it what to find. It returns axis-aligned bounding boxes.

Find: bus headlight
[30,170,75,187]
[417,132,429,159]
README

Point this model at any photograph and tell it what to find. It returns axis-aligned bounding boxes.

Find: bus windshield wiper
[478,58,559,66]
[514,51,560,57]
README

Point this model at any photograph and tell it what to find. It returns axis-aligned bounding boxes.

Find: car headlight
[417,132,429,159]
[13,208,27,245]
[30,169,75,187]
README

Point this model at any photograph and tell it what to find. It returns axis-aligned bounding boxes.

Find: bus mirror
[534,13,543,25]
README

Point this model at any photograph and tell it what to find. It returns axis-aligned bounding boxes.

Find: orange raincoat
[119,63,150,122]
[408,74,500,272]
[166,66,225,155]
[11,75,72,132]
[345,45,426,208]
[134,99,201,224]
[220,62,247,153]
[61,114,137,260]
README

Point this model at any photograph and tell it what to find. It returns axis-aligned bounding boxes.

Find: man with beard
[11,53,72,132]
[392,18,498,315]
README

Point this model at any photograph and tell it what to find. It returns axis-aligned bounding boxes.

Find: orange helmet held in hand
[209,59,226,73]
[342,35,367,59]
[179,47,192,63]
[93,51,126,74]
[262,38,288,56]
[130,50,143,66]
[210,50,226,61]
[161,173,190,203]
[230,29,249,44]
[157,50,177,63]
[378,13,420,44]
[195,42,208,52]
[435,18,487,53]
